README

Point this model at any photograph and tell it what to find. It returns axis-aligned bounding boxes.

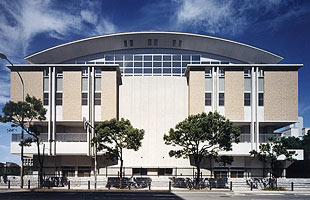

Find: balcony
[238,134,281,143]
[12,133,87,142]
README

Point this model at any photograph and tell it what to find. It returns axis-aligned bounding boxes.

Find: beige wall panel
[101,71,117,120]
[188,70,205,115]
[11,71,43,102]
[225,70,244,120]
[63,71,82,120]
[264,71,298,121]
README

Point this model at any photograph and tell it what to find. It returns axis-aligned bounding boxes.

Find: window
[178,40,182,47]
[56,93,62,105]
[62,166,75,177]
[230,171,244,178]
[154,39,158,46]
[219,69,225,77]
[205,69,211,77]
[172,40,176,47]
[158,168,173,176]
[132,168,147,175]
[123,40,127,47]
[56,77,63,92]
[95,77,101,91]
[205,93,212,106]
[95,69,101,77]
[82,68,88,77]
[43,93,49,106]
[214,171,228,178]
[244,93,251,106]
[95,93,101,105]
[82,93,87,105]
[219,93,225,106]
[148,39,152,46]
[130,40,133,47]
[244,69,251,77]
[78,167,91,177]
[259,93,264,106]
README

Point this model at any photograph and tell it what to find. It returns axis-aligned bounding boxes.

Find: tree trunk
[119,149,123,188]
[194,155,201,189]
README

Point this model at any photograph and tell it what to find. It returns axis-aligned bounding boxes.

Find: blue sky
[0,0,309,163]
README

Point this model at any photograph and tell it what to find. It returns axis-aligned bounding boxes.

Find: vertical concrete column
[87,67,91,156]
[48,67,52,156]
[52,67,56,156]
[91,67,95,156]
[250,67,255,150]
[255,67,259,150]
[212,67,216,112]
[215,67,219,112]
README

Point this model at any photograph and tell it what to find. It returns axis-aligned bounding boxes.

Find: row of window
[204,93,224,106]
[123,39,183,48]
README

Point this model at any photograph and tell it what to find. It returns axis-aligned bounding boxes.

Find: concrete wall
[63,71,82,120]
[119,76,189,167]
[188,70,205,115]
[11,71,43,102]
[264,70,298,121]
[225,70,244,120]
[101,70,118,120]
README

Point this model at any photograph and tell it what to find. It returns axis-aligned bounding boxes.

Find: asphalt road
[1,191,310,200]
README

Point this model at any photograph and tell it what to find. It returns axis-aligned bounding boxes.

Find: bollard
[129,184,131,190]
[148,183,151,190]
[8,180,10,189]
[209,182,212,190]
[28,180,30,189]
[250,182,253,191]
[68,181,70,190]
[169,181,171,192]
[95,182,96,190]
[291,182,294,191]
[230,181,232,191]
[88,180,90,190]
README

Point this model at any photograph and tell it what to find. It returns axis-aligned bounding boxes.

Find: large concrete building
[10,31,303,178]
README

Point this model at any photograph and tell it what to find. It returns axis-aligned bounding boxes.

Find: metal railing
[238,134,281,143]
[12,133,87,142]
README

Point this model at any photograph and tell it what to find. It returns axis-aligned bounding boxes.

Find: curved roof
[25,31,283,64]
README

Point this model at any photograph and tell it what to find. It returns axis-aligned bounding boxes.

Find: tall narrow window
[178,40,182,47]
[56,70,63,106]
[81,68,88,105]
[130,40,133,47]
[95,69,101,105]
[205,68,212,106]
[258,69,264,106]
[244,69,251,106]
[205,93,212,106]
[259,93,264,106]
[123,40,127,47]
[154,39,158,46]
[43,69,49,105]
[218,68,225,106]
[148,39,152,46]
[172,40,176,47]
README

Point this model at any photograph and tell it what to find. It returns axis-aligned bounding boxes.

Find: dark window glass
[132,168,147,175]
[154,39,158,46]
[144,55,152,61]
[123,40,127,47]
[148,39,152,46]
[78,167,91,177]
[211,61,220,64]
[95,93,101,105]
[125,55,133,61]
[115,55,123,61]
[134,68,142,73]
[124,62,133,68]
[82,93,88,105]
[105,55,114,61]
[125,68,133,73]
[182,55,190,61]
[182,62,190,68]
[105,62,114,64]
[153,62,161,68]
[163,68,171,74]
[134,55,142,61]
[144,68,152,74]
[221,61,229,64]
[115,62,123,67]
[173,62,181,68]
[201,61,210,64]
[244,93,251,106]
[158,168,172,176]
[192,61,200,64]
[43,93,49,105]
[153,68,162,74]
[163,62,171,67]
[172,40,176,47]
[173,55,181,61]
[134,62,142,67]
[144,62,152,67]
[219,93,225,106]
[181,68,186,74]
[192,55,200,61]
[163,55,171,61]
[153,55,161,61]
[178,40,182,47]
[130,40,133,47]
[205,93,211,106]
[56,93,62,105]
[172,68,181,74]
[259,93,264,106]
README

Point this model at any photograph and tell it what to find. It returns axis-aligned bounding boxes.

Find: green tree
[250,137,295,189]
[163,112,240,186]
[281,131,310,160]
[92,118,144,182]
[0,95,47,187]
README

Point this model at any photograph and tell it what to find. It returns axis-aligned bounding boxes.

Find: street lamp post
[0,53,25,188]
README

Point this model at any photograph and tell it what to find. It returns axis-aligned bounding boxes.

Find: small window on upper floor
[258,69,264,77]
[178,40,182,47]
[82,69,88,77]
[124,40,128,47]
[172,40,176,47]
[154,39,158,46]
[218,69,225,77]
[244,69,251,77]
[95,69,101,77]
[44,69,49,77]
[148,39,152,46]
[130,40,133,47]
[205,69,212,77]
[57,70,63,77]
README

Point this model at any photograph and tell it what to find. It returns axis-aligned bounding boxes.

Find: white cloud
[173,0,308,35]
[0,0,117,61]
